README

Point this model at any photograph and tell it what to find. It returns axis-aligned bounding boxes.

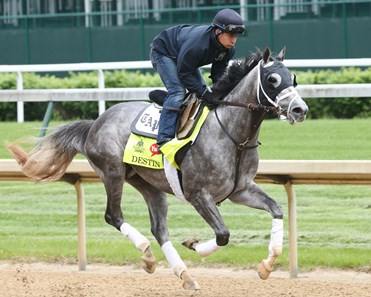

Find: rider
[149,8,245,148]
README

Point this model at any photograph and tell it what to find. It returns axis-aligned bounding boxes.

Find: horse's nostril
[293,107,306,115]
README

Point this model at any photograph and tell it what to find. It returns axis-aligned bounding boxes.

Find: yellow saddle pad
[160,106,209,169]
[123,135,163,169]
[123,106,210,170]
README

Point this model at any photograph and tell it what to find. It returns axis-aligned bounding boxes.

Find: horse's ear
[276,46,286,61]
[262,47,271,63]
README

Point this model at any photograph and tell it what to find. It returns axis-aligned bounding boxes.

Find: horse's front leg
[229,181,284,280]
[182,191,230,258]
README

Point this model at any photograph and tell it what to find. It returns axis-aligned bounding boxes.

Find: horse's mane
[212,49,263,98]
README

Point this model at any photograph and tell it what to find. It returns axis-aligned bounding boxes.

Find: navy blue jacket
[151,24,235,96]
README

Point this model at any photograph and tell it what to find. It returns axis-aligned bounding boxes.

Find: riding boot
[157,107,180,147]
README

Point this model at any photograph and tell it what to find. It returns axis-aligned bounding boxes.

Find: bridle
[256,60,301,119]
[213,59,296,149]
[212,58,296,205]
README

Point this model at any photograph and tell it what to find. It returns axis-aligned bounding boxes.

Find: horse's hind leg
[97,163,155,273]
[127,175,200,290]
[229,182,284,280]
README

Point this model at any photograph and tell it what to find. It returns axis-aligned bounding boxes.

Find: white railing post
[16,72,24,123]
[284,181,298,278]
[75,180,87,271]
[98,69,106,115]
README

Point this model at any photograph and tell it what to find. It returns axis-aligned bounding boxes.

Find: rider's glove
[200,89,217,110]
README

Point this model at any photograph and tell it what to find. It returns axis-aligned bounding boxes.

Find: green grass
[259,118,371,159]
[0,119,371,272]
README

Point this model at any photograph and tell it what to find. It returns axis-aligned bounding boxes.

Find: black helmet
[212,9,245,35]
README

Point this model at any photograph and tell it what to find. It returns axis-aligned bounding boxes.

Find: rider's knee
[216,231,230,246]
[165,90,185,107]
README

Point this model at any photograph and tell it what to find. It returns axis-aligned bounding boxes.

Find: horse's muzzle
[288,98,308,124]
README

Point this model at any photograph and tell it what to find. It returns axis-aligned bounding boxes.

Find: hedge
[293,67,371,119]
[0,67,370,121]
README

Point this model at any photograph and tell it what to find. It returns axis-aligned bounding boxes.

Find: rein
[213,100,280,113]
[212,60,282,206]
[211,59,282,150]
[214,108,261,150]
[214,107,263,207]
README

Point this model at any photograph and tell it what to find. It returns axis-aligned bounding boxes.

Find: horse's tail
[7,120,94,183]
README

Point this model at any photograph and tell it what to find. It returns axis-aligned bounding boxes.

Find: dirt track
[1,262,370,297]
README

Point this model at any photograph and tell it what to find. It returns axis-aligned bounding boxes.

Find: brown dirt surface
[0,261,370,297]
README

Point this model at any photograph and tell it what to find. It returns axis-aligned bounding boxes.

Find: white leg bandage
[120,222,150,253]
[269,218,283,257]
[161,241,187,278]
[195,239,221,257]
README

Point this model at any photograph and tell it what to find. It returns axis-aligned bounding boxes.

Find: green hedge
[294,67,371,119]
[0,70,164,121]
[1,67,370,120]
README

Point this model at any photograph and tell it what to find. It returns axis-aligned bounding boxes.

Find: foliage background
[1,67,371,121]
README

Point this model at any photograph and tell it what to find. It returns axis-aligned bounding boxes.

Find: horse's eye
[267,73,281,88]
[268,76,277,84]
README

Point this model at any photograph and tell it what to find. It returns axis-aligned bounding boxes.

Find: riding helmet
[212,9,245,35]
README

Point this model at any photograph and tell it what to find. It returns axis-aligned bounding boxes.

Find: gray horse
[8,47,308,290]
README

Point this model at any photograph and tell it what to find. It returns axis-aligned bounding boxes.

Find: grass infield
[0,118,370,272]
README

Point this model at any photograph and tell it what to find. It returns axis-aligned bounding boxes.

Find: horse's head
[258,47,308,124]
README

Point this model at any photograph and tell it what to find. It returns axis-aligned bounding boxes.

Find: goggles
[224,24,245,35]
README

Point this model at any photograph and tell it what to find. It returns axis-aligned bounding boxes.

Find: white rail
[1,84,371,103]
[1,59,371,122]
[1,58,371,73]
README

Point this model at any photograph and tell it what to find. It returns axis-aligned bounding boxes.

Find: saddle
[127,90,209,169]
[148,90,204,139]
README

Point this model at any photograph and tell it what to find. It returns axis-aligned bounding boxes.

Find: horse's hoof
[181,238,199,251]
[182,279,201,290]
[181,270,201,290]
[141,247,156,274]
[141,255,156,274]
[258,259,273,280]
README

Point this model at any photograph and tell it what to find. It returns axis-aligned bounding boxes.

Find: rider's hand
[201,90,217,110]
